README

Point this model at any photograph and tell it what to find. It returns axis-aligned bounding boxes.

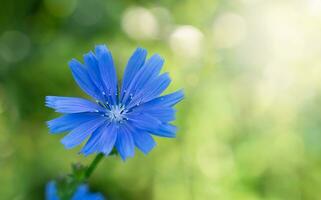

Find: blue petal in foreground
[95,45,118,104]
[142,89,184,108]
[61,117,106,149]
[152,123,177,138]
[99,124,118,154]
[127,72,171,108]
[131,106,175,123]
[83,52,105,94]
[115,126,135,160]
[139,72,171,103]
[69,59,102,101]
[47,113,101,134]
[126,113,161,132]
[132,130,156,154]
[131,54,164,93]
[46,96,104,113]
[121,48,147,97]
[81,123,117,156]
[144,107,176,123]
[121,54,164,104]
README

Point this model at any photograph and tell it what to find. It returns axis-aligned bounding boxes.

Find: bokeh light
[212,12,247,48]
[0,31,31,63]
[72,0,105,27]
[122,7,159,40]
[169,25,204,58]
[44,0,77,18]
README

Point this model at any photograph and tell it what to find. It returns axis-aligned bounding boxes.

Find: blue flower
[46,45,184,160]
[46,181,105,200]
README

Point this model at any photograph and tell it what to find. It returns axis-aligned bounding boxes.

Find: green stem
[85,153,104,179]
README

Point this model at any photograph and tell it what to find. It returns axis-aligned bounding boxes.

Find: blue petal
[46,96,104,113]
[141,89,184,108]
[127,111,176,138]
[69,59,103,101]
[83,52,107,96]
[94,45,118,104]
[46,182,105,200]
[84,193,105,200]
[73,185,105,200]
[128,113,177,137]
[80,125,106,156]
[72,184,105,200]
[132,54,164,91]
[61,117,106,149]
[122,54,164,104]
[100,124,118,155]
[152,123,177,138]
[144,107,175,122]
[126,113,161,132]
[47,113,101,134]
[90,193,105,200]
[141,72,171,102]
[121,48,147,98]
[46,181,59,200]
[132,131,156,155]
[72,185,89,199]
[115,126,135,160]
[132,105,176,123]
[80,123,117,156]
[127,72,171,108]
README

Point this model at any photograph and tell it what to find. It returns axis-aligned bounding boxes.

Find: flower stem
[85,153,104,179]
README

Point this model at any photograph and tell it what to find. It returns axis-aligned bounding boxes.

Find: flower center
[107,105,126,123]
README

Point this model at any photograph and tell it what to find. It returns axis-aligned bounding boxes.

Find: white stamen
[106,105,127,122]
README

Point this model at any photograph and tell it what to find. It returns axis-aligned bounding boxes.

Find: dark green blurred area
[1,0,321,199]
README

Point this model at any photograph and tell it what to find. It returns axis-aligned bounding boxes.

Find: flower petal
[127,112,176,138]
[132,131,156,155]
[46,182,59,200]
[80,123,117,156]
[127,72,171,108]
[121,48,147,98]
[141,89,184,108]
[71,185,89,199]
[122,54,164,105]
[132,105,176,123]
[61,117,106,149]
[115,126,135,160]
[126,113,161,132]
[151,123,177,138]
[72,185,105,200]
[100,124,118,155]
[83,52,106,95]
[144,107,175,123]
[47,113,101,134]
[46,96,104,113]
[80,125,106,156]
[69,59,103,101]
[95,45,118,104]
[132,54,164,91]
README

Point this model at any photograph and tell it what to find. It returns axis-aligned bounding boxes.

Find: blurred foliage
[1,0,321,199]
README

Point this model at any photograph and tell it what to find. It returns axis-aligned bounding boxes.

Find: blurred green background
[1,0,321,199]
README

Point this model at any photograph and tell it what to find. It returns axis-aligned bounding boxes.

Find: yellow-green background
[1,0,321,199]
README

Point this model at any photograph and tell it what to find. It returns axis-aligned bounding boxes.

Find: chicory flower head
[46,45,184,160]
